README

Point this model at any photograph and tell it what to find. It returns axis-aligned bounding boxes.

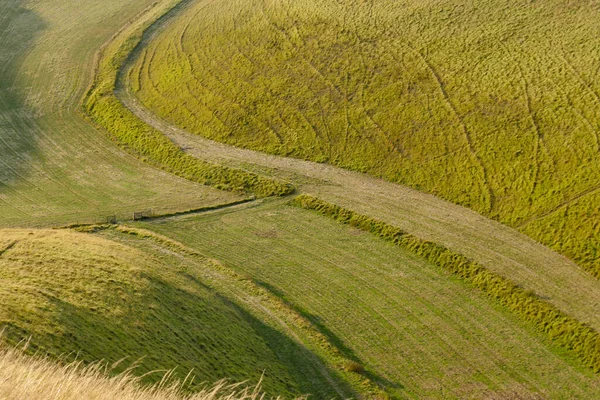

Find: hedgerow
[82,1,293,198]
[290,194,600,373]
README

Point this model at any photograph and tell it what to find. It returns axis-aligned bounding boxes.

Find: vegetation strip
[290,194,600,373]
[82,0,293,198]
[134,198,256,221]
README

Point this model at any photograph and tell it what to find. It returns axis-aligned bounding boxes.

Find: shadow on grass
[2,270,355,399]
[0,1,46,185]
[254,280,405,394]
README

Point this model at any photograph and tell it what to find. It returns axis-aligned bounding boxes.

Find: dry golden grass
[0,344,283,400]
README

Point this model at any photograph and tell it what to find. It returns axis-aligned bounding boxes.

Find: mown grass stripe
[82,0,294,198]
[290,194,600,373]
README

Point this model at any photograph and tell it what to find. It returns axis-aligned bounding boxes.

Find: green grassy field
[134,199,600,399]
[127,0,600,276]
[0,227,351,398]
[3,0,600,398]
[0,0,245,228]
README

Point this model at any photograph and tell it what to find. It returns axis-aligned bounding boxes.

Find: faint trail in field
[558,53,600,108]
[253,0,338,150]
[545,69,600,154]
[0,240,18,257]
[517,182,600,229]
[353,35,406,159]
[258,0,344,100]
[407,43,494,213]
[115,0,600,342]
[511,58,543,205]
[119,82,600,334]
[554,54,600,153]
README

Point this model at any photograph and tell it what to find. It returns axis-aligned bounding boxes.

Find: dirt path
[116,7,600,334]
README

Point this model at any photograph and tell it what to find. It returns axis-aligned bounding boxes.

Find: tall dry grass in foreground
[0,345,284,400]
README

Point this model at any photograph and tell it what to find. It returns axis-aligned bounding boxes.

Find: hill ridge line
[98,224,388,399]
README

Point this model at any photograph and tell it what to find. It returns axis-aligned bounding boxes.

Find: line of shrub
[82,0,293,198]
[290,194,600,373]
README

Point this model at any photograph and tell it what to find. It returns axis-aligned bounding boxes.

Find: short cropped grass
[82,0,294,198]
[128,0,600,275]
[0,0,247,228]
[133,199,600,399]
[0,228,344,398]
[290,194,600,374]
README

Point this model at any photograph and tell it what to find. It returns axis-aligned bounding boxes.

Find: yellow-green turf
[0,228,351,399]
[0,0,243,228]
[128,0,600,276]
[133,199,600,399]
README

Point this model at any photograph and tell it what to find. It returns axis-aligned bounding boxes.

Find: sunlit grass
[129,0,600,275]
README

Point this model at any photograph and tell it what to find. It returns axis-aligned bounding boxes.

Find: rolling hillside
[0,0,243,228]
[134,199,600,399]
[2,0,600,398]
[0,228,347,398]
[127,0,600,276]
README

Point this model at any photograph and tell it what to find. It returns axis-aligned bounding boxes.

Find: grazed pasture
[128,0,600,275]
[0,228,349,399]
[0,0,241,228]
[3,0,600,398]
[135,199,600,399]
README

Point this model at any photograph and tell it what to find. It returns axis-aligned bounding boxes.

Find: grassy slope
[120,92,600,339]
[0,0,242,228]
[0,228,348,399]
[82,0,294,200]
[129,0,600,275]
[134,200,600,399]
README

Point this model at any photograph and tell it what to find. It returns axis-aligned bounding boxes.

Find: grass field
[127,0,600,275]
[3,0,600,398]
[0,0,245,228]
[0,228,350,398]
[134,199,600,399]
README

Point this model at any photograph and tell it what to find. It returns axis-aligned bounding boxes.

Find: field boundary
[290,194,600,373]
[81,0,294,198]
[54,198,258,230]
